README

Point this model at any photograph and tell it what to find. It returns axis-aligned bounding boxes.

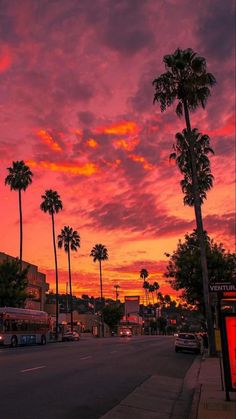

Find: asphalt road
[0,335,196,419]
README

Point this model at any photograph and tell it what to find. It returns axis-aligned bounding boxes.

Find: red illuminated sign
[225,316,236,390]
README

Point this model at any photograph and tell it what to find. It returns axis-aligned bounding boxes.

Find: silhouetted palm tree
[40,190,63,338]
[114,284,120,302]
[153,281,160,303]
[90,244,108,336]
[140,269,149,305]
[153,48,216,354]
[170,128,214,205]
[148,284,155,305]
[58,226,80,331]
[5,161,33,267]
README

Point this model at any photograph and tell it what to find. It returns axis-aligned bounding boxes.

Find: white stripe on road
[21,365,46,373]
[80,356,92,360]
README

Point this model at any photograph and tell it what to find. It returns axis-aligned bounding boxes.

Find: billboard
[124,296,140,318]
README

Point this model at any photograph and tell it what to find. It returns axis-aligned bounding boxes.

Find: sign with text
[209,282,236,292]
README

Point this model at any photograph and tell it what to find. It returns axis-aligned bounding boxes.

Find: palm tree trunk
[18,190,23,269]
[51,213,59,339]
[99,260,104,337]
[183,99,216,356]
[68,246,73,332]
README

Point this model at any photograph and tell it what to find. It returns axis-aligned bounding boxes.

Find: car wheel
[175,346,179,352]
[11,336,18,348]
[41,335,46,345]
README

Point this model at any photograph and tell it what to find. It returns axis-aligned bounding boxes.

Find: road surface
[0,335,196,419]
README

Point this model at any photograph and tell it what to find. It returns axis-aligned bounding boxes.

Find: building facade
[0,252,49,311]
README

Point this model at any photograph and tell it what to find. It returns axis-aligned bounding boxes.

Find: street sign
[209,282,236,292]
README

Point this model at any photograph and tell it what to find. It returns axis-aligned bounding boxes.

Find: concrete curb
[188,384,202,419]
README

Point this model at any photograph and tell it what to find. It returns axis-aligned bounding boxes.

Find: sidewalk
[101,355,236,419]
[196,356,236,419]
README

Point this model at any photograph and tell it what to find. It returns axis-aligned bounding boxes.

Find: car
[175,332,202,354]
[62,331,80,342]
[119,328,132,337]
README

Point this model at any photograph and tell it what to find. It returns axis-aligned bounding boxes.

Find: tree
[5,161,33,267]
[90,244,109,337]
[153,48,216,354]
[102,304,123,332]
[0,258,29,307]
[165,230,236,312]
[153,281,160,303]
[40,189,63,338]
[140,268,149,305]
[148,284,155,304]
[114,284,120,302]
[170,128,214,206]
[58,226,80,331]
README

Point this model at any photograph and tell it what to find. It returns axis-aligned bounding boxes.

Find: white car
[119,328,132,337]
[175,333,202,354]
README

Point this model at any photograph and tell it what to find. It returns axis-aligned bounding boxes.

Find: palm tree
[140,268,149,305]
[5,161,33,267]
[153,48,216,355]
[58,226,80,332]
[90,244,109,337]
[114,284,120,302]
[148,284,155,305]
[40,190,63,338]
[170,128,214,205]
[153,281,160,303]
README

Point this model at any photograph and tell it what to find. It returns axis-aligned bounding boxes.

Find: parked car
[119,328,132,337]
[175,332,202,354]
[62,331,80,342]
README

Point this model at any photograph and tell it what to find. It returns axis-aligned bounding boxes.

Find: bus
[0,307,51,347]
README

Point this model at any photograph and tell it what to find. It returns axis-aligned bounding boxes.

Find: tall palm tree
[58,226,80,332]
[90,244,108,337]
[140,268,149,306]
[153,48,216,354]
[5,161,33,267]
[148,284,155,305]
[40,190,63,338]
[170,128,214,205]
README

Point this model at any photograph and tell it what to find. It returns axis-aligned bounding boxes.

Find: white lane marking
[21,365,46,373]
[80,356,92,360]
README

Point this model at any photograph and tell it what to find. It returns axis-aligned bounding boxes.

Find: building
[0,252,49,311]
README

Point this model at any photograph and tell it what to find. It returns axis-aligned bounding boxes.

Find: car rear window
[178,333,195,340]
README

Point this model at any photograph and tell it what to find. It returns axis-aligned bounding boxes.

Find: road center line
[80,356,92,360]
[21,365,46,373]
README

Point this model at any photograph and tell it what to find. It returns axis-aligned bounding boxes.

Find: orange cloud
[95,121,139,135]
[37,130,62,151]
[114,136,139,151]
[87,138,98,148]
[0,46,12,73]
[129,154,154,170]
[27,160,98,176]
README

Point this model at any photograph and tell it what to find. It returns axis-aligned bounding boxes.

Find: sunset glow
[0,0,234,303]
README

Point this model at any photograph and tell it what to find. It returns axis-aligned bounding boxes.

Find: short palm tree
[90,244,108,336]
[40,190,63,337]
[114,284,120,302]
[140,269,149,305]
[153,48,216,354]
[58,226,80,331]
[5,161,33,267]
[153,281,160,303]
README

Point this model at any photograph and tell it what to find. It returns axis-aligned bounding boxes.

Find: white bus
[0,307,51,347]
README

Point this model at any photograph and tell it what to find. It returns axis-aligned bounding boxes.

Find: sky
[0,0,235,303]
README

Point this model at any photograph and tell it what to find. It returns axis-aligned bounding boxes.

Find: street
[0,335,196,419]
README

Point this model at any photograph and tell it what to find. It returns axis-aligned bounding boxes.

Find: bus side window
[4,319,11,331]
